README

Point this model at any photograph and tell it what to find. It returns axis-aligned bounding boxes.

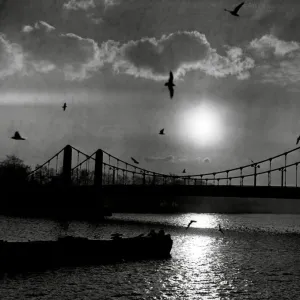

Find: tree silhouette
[29,164,58,185]
[0,155,31,186]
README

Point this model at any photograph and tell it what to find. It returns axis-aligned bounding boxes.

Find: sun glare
[181,102,223,146]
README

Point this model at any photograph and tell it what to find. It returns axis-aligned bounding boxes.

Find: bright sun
[181,103,223,146]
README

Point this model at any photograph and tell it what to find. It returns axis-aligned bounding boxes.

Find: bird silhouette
[296,135,300,145]
[62,103,67,111]
[218,224,224,235]
[224,2,244,17]
[11,131,26,140]
[182,169,186,173]
[186,220,197,229]
[164,71,175,99]
[159,129,165,135]
[131,157,139,164]
[250,159,260,169]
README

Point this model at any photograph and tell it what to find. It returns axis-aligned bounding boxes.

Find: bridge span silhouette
[24,144,300,199]
[2,144,300,219]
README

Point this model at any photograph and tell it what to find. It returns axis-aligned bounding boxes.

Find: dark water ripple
[0,213,300,299]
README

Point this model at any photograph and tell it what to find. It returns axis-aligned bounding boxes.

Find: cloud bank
[249,34,300,86]
[0,29,257,82]
[4,28,300,87]
[0,34,25,80]
[63,0,96,11]
[18,21,104,80]
[106,31,255,81]
[63,0,119,11]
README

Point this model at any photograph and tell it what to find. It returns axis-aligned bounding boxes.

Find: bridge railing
[28,145,300,187]
[101,150,184,185]
[27,148,65,185]
[70,149,96,186]
[178,146,300,187]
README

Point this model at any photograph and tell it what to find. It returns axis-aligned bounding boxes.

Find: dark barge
[0,231,173,272]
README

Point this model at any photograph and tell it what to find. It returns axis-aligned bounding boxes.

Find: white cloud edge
[3,29,300,86]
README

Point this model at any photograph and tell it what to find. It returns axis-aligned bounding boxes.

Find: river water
[0,213,300,299]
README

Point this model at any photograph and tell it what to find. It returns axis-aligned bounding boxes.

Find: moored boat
[0,230,173,272]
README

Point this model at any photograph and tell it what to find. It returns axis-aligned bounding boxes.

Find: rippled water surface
[1,213,300,299]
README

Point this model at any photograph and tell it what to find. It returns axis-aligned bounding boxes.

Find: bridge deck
[100,185,300,199]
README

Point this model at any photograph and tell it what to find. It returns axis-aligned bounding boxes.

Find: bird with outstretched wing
[186,220,197,230]
[164,71,175,99]
[224,2,245,16]
[159,128,165,135]
[131,157,139,164]
[11,131,26,140]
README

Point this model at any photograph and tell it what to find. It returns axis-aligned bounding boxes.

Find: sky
[1,0,300,181]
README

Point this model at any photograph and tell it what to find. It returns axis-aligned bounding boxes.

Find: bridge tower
[62,145,72,186]
[94,149,103,187]
[254,165,257,187]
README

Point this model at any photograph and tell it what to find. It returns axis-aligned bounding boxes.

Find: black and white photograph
[1,0,300,299]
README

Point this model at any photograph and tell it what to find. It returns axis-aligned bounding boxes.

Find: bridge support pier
[254,166,257,187]
[62,145,72,186]
[94,149,103,187]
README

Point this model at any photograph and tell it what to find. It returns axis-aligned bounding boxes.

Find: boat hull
[0,235,173,272]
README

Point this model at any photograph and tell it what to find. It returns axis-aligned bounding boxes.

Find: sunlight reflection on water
[0,214,300,299]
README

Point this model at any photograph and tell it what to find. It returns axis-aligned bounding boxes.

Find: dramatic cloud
[249,34,300,86]
[22,21,55,34]
[249,34,300,58]
[21,25,34,33]
[63,0,96,11]
[63,0,118,11]
[105,31,255,81]
[144,155,175,163]
[20,21,104,80]
[0,34,25,79]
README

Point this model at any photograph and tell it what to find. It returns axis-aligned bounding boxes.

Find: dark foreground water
[0,213,300,299]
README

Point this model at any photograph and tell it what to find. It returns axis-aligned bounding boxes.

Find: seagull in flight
[296,135,300,145]
[131,157,139,165]
[164,71,175,99]
[159,129,165,135]
[224,2,245,17]
[62,103,67,111]
[218,224,224,235]
[182,169,186,173]
[186,220,197,229]
[11,131,26,140]
[250,159,260,169]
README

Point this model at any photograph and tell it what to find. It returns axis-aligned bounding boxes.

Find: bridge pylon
[62,145,72,186]
[94,149,103,187]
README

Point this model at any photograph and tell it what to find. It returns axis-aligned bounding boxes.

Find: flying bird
[224,2,245,17]
[159,129,165,135]
[186,220,197,229]
[11,131,26,140]
[296,135,300,145]
[218,224,224,235]
[164,71,175,99]
[250,159,260,169]
[62,103,67,111]
[182,169,186,173]
[131,157,139,164]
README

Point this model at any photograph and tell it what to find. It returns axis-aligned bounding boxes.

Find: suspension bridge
[25,144,300,200]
